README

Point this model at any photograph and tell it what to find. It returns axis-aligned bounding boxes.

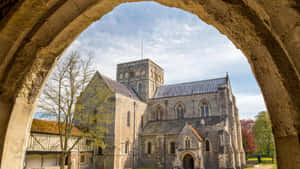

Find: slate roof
[154,77,227,98]
[141,116,226,136]
[96,72,141,101]
[31,119,82,136]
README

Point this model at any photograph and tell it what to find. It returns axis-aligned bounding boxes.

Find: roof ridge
[161,76,227,87]
[95,71,142,101]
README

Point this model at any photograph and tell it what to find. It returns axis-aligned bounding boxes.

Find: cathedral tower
[117,59,164,101]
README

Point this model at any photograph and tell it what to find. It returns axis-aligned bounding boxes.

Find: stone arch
[183,154,194,169]
[180,152,196,162]
[0,1,299,169]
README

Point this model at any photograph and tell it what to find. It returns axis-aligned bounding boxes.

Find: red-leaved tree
[240,120,257,156]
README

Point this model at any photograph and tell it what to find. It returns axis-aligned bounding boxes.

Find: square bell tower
[116,59,164,101]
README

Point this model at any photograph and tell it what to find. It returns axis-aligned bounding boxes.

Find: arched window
[170,142,176,154]
[200,102,210,117]
[98,147,103,155]
[127,111,130,126]
[176,103,184,119]
[125,141,129,153]
[185,137,191,149]
[156,105,163,120]
[206,140,210,151]
[147,142,152,154]
[137,82,143,93]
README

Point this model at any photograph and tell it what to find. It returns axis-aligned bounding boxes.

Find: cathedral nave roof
[154,77,227,98]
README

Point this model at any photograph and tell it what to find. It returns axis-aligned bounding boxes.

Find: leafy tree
[38,51,112,169]
[253,111,275,158]
[240,120,257,156]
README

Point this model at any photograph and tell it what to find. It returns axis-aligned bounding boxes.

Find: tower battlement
[116,59,164,101]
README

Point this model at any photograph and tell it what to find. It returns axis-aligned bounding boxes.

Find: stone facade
[79,59,245,169]
[77,72,147,169]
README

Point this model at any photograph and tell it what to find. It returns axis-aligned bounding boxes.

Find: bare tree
[38,51,112,169]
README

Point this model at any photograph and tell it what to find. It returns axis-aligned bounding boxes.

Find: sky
[62,2,266,119]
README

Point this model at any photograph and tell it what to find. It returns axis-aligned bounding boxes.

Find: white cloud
[60,2,266,119]
[235,93,267,119]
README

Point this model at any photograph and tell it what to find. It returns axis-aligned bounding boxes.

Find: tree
[38,51,113,169]
[253,111,275,158]
[240,120,257,156]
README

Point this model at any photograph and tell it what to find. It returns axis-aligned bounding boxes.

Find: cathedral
[77,59,246,169]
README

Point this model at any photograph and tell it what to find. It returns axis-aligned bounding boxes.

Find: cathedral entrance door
[183,154,194,169]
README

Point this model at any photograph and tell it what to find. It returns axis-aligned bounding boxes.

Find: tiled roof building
[25,119,93,169]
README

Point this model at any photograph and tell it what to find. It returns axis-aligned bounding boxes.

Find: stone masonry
[78,59,245,169]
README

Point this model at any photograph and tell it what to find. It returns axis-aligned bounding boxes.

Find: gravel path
[254,164,274,169]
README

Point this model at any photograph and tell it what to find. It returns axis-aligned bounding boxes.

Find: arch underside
[0,0,299,169]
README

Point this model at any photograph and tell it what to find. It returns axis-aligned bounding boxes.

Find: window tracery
[175,103,184,119]
[185,136,191,149]
[199,101,210,117]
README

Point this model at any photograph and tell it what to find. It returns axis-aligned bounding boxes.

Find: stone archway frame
[181,151,198,169]
[0,0,299,169]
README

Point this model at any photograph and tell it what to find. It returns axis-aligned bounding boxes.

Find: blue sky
[63,2,266,119]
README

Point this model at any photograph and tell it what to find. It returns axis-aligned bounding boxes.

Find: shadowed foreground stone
[0,0,299,169]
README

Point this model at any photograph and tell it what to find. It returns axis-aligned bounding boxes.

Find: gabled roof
[96,72,141,101]
[154,77,227,98]
[188,125,203,141]
[31,119,82,136]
